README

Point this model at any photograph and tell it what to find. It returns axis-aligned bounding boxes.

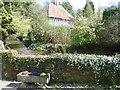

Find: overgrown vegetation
[101,6,120,47]
[0,1,33,39]
[23,0,103,52]
[1,0,119,53]
[103,6,118,23]
[0,1,17,39]
[71,17,102,47]
[83,0,95,20]
[0,0,120,87]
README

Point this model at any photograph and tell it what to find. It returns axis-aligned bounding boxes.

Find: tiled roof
[47,3,74,20]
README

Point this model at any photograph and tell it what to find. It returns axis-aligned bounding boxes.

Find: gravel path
[0,80,21,89]
[0,80,89,89]
[0,80,119,89]
[0,80,97,89]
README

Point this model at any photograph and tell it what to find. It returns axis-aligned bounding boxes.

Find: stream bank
[4,35,44,55]
[4,35,120,56]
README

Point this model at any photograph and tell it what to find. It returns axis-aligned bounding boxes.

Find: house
[45,0,74,26]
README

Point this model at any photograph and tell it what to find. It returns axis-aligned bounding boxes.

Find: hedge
[0,50,120,85]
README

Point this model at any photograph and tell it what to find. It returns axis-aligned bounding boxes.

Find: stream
[4,35,120,56]
[5,37,42,55]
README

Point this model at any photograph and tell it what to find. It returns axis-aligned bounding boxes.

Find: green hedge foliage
[0,50,120,84]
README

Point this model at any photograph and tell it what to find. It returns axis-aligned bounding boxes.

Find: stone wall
[3,59,97,84]
[1,50,120,85]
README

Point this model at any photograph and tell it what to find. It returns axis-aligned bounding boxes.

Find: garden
[0,0,120,89]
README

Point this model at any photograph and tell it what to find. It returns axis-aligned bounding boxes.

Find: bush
[103,6,118,23]
[27,26,71,44]
[48,26,71,44]
[26,25,71,52]
[101,6,120,47]
[71,17,102,47]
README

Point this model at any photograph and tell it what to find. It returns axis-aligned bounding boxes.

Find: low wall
[0,50,120,85]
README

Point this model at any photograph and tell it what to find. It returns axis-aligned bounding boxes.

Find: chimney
[52,0,60,6]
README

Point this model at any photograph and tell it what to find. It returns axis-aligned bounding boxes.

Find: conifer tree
[83,0,95,20]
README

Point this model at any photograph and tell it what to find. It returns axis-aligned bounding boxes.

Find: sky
[37,0,119,10]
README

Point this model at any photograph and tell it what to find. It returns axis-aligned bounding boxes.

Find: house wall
[49,18,72,26]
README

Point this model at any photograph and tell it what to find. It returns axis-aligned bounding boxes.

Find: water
[5,39,42,55]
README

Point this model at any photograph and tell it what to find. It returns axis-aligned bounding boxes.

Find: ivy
[0,51,120,84]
